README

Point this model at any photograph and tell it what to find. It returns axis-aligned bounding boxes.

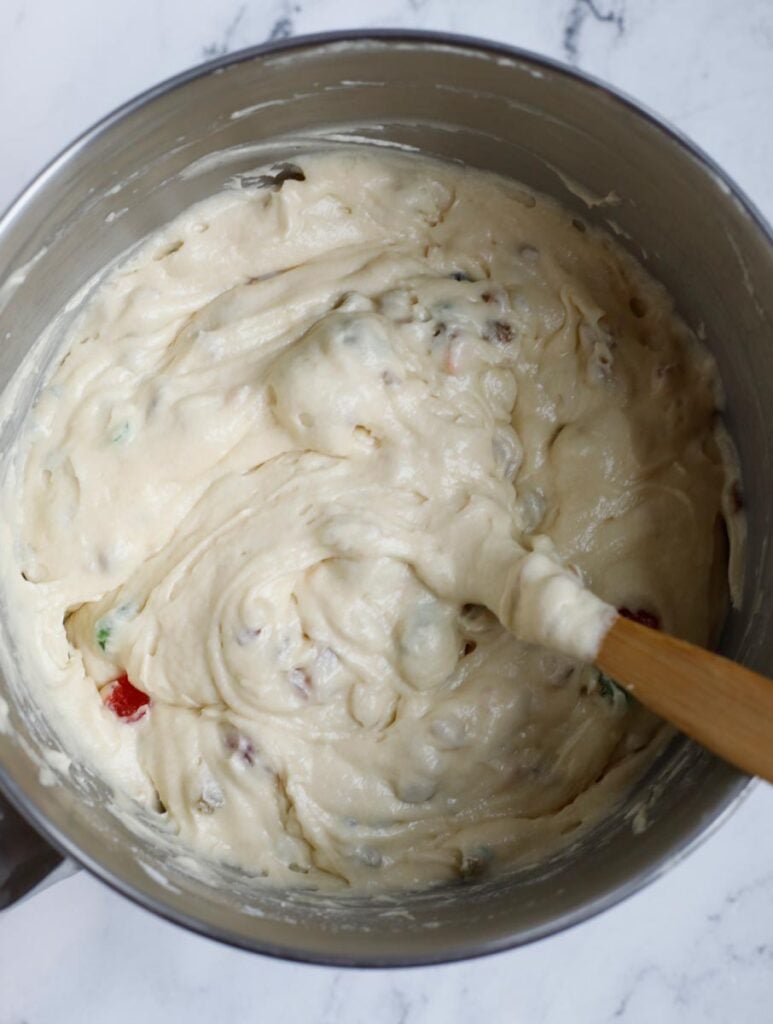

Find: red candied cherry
[104,674,150,721]
[618,607,661,631]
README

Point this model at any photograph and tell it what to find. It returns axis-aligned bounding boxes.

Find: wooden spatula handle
[598,615,773,782]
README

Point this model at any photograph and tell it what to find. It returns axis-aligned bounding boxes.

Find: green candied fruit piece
[597,670,631,707]
[94,601,136,653]
[95,621,111,652]
[110,422,132,444]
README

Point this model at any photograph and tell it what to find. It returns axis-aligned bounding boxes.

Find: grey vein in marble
[267,1,302,43]
[201,4,247,57]
[563,0,626,63]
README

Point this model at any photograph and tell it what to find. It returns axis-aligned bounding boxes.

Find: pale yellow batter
[0,150,740,889]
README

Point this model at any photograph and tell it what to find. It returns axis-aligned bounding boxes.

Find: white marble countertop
[2,0,773,1020]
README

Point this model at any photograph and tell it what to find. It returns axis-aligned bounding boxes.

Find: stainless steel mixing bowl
[0,31,771,966]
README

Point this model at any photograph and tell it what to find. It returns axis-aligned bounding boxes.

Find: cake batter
[0,150,740,888]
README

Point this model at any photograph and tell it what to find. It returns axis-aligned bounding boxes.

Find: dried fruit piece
[288,667,312,699]
[104,674,150,721]
[484,320,513,345]
[223,729,257,766]
[235,626,262,646]
[95,621,111,651]
[94,601,136,653]
[241,162,306,191]
[618,607,661,630]
[597,670,624,704]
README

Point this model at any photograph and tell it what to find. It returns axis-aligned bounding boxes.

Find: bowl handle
[0,789,74,909]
